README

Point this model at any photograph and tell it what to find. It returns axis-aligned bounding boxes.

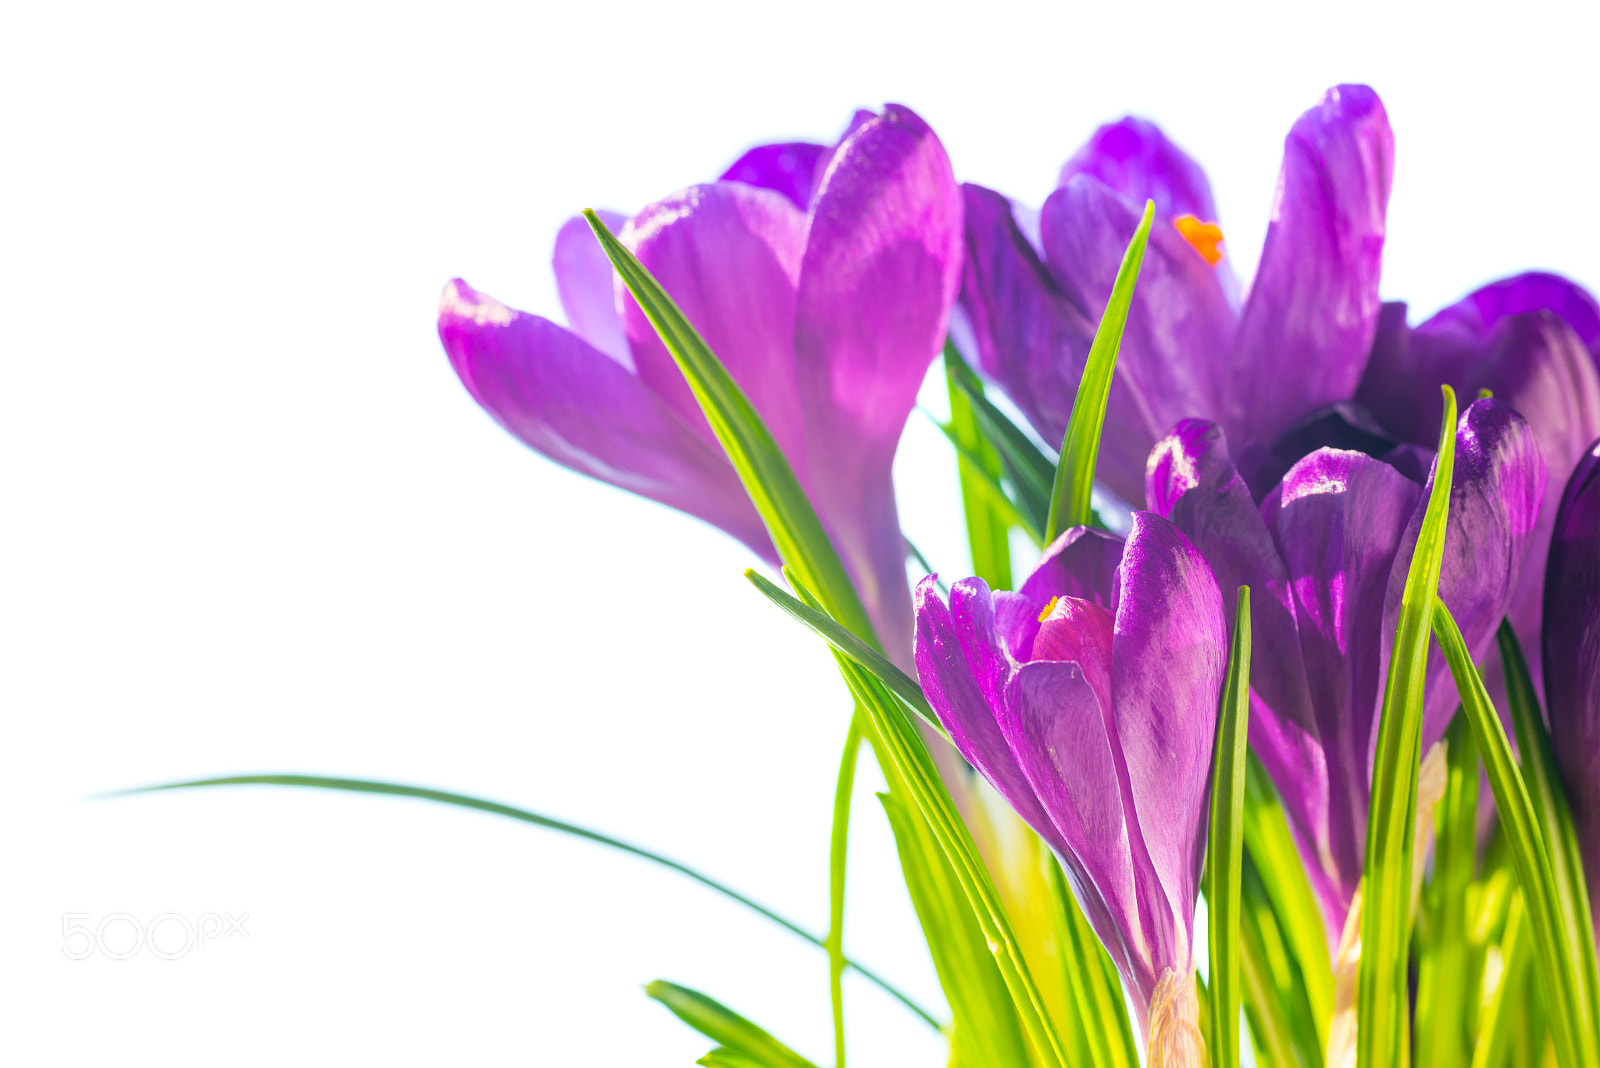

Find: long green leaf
[946,348,1018,584]
[1470,895,1535,1068]
[1048,856,1140,1068]
[1209,586,1252,1068]
[1241,757,1333,1046]
[744,567,945,740]
[1499,621,1600,1038]
[945,346,1056,531]
[1043,199,1154,542]
[786,575,1068,1068]
[924,409,1044,546]
[1358,385,1458,1068]
[582,211,876,647]
[1415,712,1479,1068]
[827,712,864,1068]
[1238,851,1323,1068]
[1433,604,1594,1067]
[645,980,818,1068]
[112,774,940,1029]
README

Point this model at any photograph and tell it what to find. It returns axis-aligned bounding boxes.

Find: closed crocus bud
[913,513,1225,1060]
[1545,439,1600,937]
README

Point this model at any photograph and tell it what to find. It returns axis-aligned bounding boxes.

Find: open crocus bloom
[1147,398,1545,935]
[1357,273,1600,698]
[438,105,962,659]
[959,83,1392,507]
[913,512,1224,1051]
[1545,438,1600,938]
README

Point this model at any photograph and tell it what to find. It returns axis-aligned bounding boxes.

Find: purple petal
[912,576,1070,855]
[795,104,963,650]
[1038,176,1235,504]
[1017,525,1125,610]
[1145,421,1327,900]
[1381,399,1547,754]
[1106,512,1227,976]
[553,210,631,366]
[437,279,772,559]
[1264,446,1422,921]
[1058,116,1219,223]
[1432,272,1600,358]
[620,182,810,467]
[1544,441,1600,917]
[956,182,1094,453]
[1228,84,1394,447]
[719,141,828,210]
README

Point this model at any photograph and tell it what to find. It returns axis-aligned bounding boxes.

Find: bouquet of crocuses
[144,86,1600,1068]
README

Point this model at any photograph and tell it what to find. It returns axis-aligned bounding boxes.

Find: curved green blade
[1209,586,1253,1068]
[646,980,818,1068]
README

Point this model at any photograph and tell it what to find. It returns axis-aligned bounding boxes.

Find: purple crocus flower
[913,512,1224,1055]
[1357,274,1600,699]
[437,105,963,657]
[958,84,1392,507]
[1545,438,1600,935]
[1146,398,1546,935]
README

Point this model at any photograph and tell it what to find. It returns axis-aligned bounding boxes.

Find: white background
[3,1,1597,1063]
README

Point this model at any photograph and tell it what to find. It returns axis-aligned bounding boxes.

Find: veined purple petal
[553,210,631,366]
[1106,512,1226,978]
[1431,271,1600,358]
[1229,84,1393,447]
[1058,116,1218,223]
[719,141,828,210]
[795,104,962,654]
[620,182,810,470]
[437,279,772,559]
[1264,447,1422,924]
[1544,440,1600,924]
[1381,399,1546,754]
[957,182,1094,452]
[1039,177,1235,503]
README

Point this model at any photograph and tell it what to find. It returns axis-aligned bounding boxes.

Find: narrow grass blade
[1499,622,1600,1037]
[1432,602,1594,1067]
[1415,713,1479,1067]
[582,211,876,647]
[1471,896,1535,1068]
[646,980,818,1068]
[827,711,865,1068]
[945,346,1056,531]
[743,567,946,740]
[946,345,1017,585]
[924,408,1044,546]
[1359,385,1458,1068]
[1209,586,1253,1068]
[1043,200,1154,542]
[1048,855,1140,1068]
[1241,757,1333,1043]
[111,774,940,1029]
[879,790,1031,1067]
[1238,851,1324,1068]
[903,537,948,593]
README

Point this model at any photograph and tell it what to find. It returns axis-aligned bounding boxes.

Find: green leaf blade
[1208,585,1253,1068]
[945,343,1018,584]
[1044,199,1154,542]
[646,980,819,1068]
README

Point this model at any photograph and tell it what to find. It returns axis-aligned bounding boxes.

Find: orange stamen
[1174,215,1225,266]
[1037,596,1061,623]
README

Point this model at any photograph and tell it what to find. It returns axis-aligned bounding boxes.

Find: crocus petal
[1380,399,1546,754]
[553,210,631,366]
[1058,116,1219,224]
[620,182,810,469]
[957,182,1095,451]
[795,103,963,655]
[438,279,772,559]
[1544,440,1600,918]
[1018,525,1126,611]
[1264,446,1422,922]
[1431,271,1600,358]
[719,141,828,210]
[1038,177,1237,503]
[1145,421,1328,903]
[912,575,1071,857]
[1106,512,1226,975]
[1229,84,1394,447]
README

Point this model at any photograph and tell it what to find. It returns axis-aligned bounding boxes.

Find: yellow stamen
[1174,214,1225,266]
[1037,596,1061,623]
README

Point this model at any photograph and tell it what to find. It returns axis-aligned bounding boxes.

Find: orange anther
[1174,215,1225,266]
